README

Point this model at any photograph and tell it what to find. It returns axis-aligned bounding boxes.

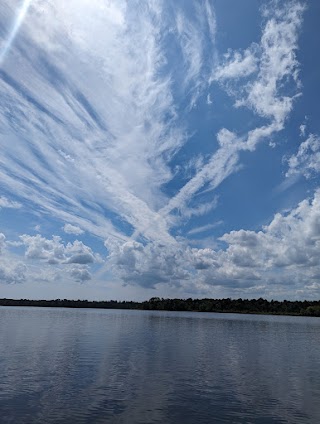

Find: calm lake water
[0,307,320,423]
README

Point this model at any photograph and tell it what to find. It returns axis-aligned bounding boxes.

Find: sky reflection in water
[0,307,320,423]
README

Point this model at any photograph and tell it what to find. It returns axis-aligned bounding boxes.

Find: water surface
[0,307,319,423]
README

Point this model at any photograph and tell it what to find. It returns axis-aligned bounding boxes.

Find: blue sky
[0,0,320,300]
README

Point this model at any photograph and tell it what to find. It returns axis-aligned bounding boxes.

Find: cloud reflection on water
[0,308,320,423]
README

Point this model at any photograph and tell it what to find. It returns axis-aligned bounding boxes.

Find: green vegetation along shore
[1,297,320,316]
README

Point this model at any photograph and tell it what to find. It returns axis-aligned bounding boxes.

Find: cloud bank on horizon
[0,0,319,300]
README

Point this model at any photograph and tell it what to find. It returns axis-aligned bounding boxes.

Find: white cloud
[0,0,186,246]
[0,0,304,247]
[2,188,320,298]
[0,234,29,285]
[175,11,204,88]
[182,197,219,219]
[58,150,74,163]
[63,223,84,235]
[286,134,320,179]
[0,262,27,284]
[0,1,312,299]
[103,190,320,299]
[174,0,216,108]
[161,1,304,218]
[213,190,320,288]
[107,240,190,288]
[214,189,320,295]
[204,0,217,41]
[187,221,223,236]
[0,231,102,284]
[299,124,306,137]
[65,253,94,265]
[160,130,242,217]
[235,2,305,123]
[0,233,6,253]
[0,0,32,64]
[211,47,258,82]
[19,234,100,265]
[69,265,91,282]
[0,249,93,286]
[0,196,22,209]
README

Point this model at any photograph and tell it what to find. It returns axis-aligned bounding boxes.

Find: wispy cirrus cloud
[187,222,223,236]
[174,0,216,108]
[0,0,215,247]
[0,0,303,242]
[0,0,32,64]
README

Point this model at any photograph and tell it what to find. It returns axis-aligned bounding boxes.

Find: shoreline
[1,297,320,317]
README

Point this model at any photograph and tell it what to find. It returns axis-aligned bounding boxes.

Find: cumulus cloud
[69,266,91,282]
[2,188,320,297]
[0,232,100,284]
[63,223,84,235]
[216,189,320,281]
[104,190,320,298]
[0,196,21,209]
[0,263,26,284]
[106,240,191,288]
[285,134,320,179]
[65,253,94,265]
[0,236,28,284]
[187,190,320,291]
[20,234,99,265]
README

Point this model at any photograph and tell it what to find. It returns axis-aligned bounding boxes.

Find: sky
[0,0,320,301]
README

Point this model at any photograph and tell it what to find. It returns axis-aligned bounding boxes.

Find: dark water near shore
[0,307,319,423]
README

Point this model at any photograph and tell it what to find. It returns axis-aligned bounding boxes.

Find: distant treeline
[1,297,320,316]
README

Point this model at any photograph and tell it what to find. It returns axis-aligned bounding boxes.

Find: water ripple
[0,307,320,423]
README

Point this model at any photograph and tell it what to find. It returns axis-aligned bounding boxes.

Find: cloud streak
[0,0,32,64]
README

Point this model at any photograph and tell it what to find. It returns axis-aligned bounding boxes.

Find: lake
[0,307,319,423]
